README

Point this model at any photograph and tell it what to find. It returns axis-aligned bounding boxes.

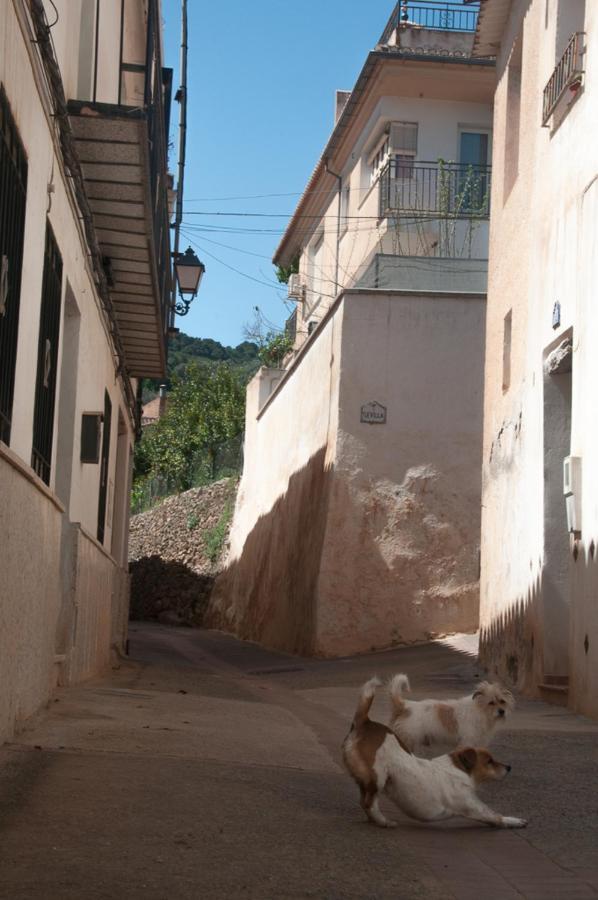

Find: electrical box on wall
[80,413,103,464]
[563,456,582,533]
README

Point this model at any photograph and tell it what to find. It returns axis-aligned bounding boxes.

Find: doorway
[542,337,572,677]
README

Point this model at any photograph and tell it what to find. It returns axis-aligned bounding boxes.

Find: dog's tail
[387,673,411,717]
[352,677,381,728]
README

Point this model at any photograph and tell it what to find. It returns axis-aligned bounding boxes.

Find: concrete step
[542,674,569,686]
[538,681,569,707]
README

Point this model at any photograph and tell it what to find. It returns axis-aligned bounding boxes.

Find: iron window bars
[0,85,28,446]
[31,222,63,485]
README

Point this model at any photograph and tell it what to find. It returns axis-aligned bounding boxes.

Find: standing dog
[388,673,514,752]
[342,678,526,829]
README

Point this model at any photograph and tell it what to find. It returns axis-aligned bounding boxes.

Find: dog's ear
[452,748,478,773]
[472,682,489,700]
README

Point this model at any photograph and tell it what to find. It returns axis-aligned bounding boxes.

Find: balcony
[67,0,172,378]
[542,32,585,126]
[395,1,479,32]
[379,159,491,220]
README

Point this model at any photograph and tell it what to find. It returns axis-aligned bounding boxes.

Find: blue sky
[162,0,395,347]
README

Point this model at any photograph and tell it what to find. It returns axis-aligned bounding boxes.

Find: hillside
[143,332,260,400]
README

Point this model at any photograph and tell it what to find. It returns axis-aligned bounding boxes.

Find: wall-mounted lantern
[172,247,205,316]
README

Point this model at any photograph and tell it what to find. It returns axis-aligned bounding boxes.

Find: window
[340,184,350,233]
[0,86,28,445]
[369,134,390,186]
[368,122,418,186]
[97,389,112,544]
[459,130,490,212]
[31,222,63,485]
[502,310,512,392]
[503,33,522,202]
[308,232,325,306]
[555,0,586,60]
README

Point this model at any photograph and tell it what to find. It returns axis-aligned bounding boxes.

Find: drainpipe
[324,158,342,296]
[172,0,188,327]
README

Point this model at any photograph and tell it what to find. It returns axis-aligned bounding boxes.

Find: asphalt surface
[1,623,597,899]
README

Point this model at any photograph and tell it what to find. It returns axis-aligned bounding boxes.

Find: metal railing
[88,0,172,342]
[285,308,298,343]
[395,2,479,33]
[379,159,491,219]
[542,32,585,125]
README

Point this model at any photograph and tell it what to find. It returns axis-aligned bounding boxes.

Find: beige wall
[0,1,138,742]
[211,288,485,656]
[479,0,598,716]
[294,91,492,346]
[208,311,342,654]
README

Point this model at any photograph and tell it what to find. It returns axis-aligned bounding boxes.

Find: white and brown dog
[387,673,514,753]
[342,678,526,829]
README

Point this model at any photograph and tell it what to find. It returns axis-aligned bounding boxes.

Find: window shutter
[389,122,418,154]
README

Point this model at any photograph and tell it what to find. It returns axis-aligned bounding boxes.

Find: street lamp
[172,246,205,316]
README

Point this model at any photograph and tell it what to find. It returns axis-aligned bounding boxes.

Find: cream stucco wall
[294,89,492,344]
[478,0,598,716]
[0,0,139,742]
[211,287,485,656]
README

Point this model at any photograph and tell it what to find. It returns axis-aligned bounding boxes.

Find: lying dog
[388,673,514,752]
[342,678,526,829]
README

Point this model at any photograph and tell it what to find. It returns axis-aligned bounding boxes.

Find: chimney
[335,90,351,124]
[158,384,167,418]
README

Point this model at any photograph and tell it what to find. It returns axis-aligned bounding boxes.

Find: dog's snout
[506,764,512,773]
[498,708,506,717]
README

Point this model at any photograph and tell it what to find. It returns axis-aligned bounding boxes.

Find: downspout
[324,158,342,296]
[172,0,188,327]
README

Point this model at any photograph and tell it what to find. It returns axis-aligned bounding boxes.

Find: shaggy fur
[387,673,515,753]
[342,678,527,829]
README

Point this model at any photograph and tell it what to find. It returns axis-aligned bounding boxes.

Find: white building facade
[207,3,496,656]
[0,0,172,741]
[473,0,598,717]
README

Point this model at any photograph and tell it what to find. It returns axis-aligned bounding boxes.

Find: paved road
[1,623,597,899]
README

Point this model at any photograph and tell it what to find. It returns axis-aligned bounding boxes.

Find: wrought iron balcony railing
[394,1,480,33]
[542,32,585,126]
[379,159,491,219]
[285,308,298,343]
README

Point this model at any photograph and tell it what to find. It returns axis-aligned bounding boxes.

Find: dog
[387,673,514,752]
[342,677,527,829]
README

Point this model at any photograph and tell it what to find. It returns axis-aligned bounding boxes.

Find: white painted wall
[294,94,492,345]
[478,0,598,716]
[0,0,146,742]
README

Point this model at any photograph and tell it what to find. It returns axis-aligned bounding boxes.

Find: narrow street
[1,625,597,900]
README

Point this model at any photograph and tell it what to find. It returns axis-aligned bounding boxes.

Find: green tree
[137,362,245,493]
[274,257,299,284]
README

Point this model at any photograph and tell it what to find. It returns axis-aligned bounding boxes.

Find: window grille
[31,222,63,485]
[97,390,112,544]
[0,85,28,445]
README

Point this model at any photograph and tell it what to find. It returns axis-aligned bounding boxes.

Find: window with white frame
[367,122,418,186]
[308,231,325,306]
[340,184,350,233]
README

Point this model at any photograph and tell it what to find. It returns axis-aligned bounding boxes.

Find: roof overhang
[273,50,495,268]
[471,0,513,57]
[68,101,170,378]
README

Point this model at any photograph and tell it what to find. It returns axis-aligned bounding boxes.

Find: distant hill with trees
[143,332,260,401]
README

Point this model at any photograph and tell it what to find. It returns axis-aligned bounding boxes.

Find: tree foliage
[135,362,246,494]
[274,257,299,285]
[257,331,294,368]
